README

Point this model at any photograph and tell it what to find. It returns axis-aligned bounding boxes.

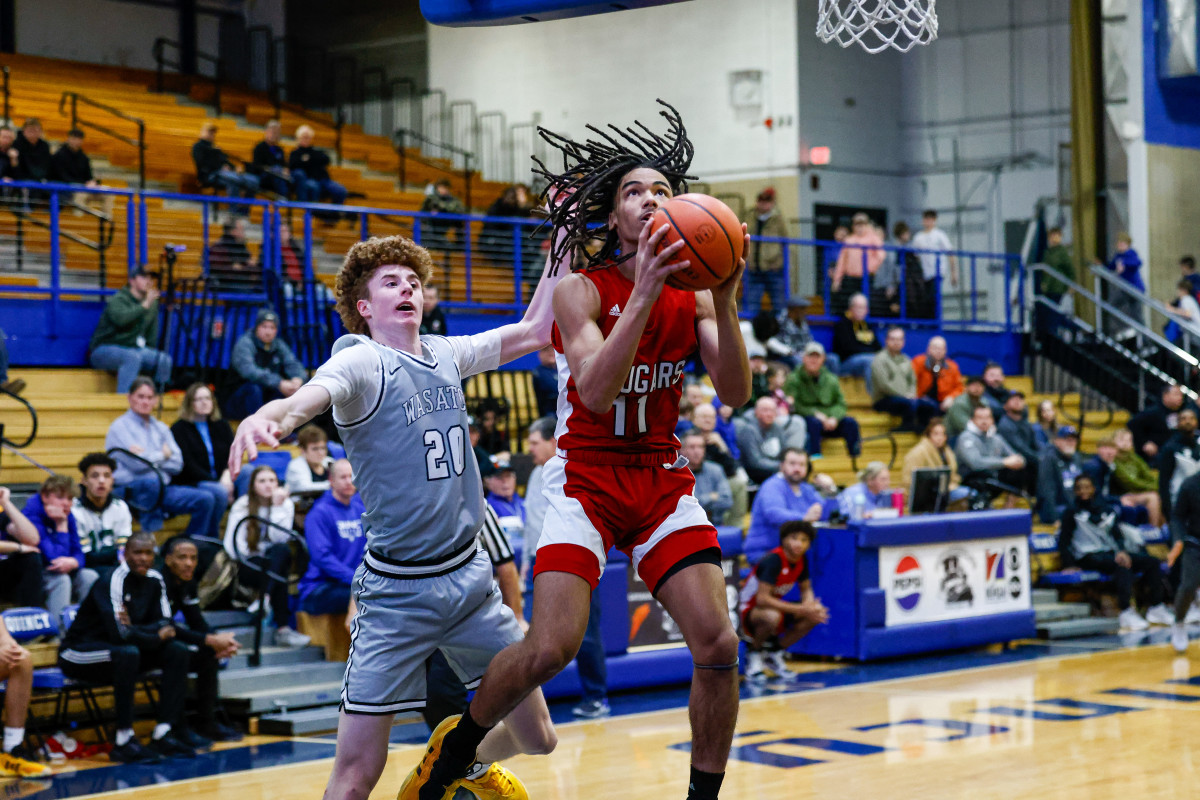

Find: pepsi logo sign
[892,554,922,611]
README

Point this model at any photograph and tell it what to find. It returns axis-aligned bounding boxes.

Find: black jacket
[192,139,233,184]
[288,146,331,183]
[1170,472,1200,548]
[61,563,172,649]
[161,568,209,645]
[15,134,52,181]
[1058,496,1123,568]
[831,315,881,359]
[996,413,1039,464]
[1128,400,1200,460]
[170,418,234,486]
[251,141,286,173]
[420,306,447,336]
[50,145,93,184]
[1159,431,1200,517]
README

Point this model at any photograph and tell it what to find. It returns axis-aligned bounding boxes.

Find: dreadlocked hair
[532,99,696,273]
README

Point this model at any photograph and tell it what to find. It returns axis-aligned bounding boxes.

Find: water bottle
[851,493,865,522]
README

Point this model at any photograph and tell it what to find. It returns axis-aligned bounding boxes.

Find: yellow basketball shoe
[0,747,50,778]
[397,715,464,800]
[461,762,529,800]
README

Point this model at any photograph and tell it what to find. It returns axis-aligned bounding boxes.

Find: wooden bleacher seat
[295,611,350,663]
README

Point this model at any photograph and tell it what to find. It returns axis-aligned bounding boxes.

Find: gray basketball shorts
[340,547,523,715]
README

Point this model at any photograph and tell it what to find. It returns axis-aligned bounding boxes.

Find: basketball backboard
[421,0,692,27]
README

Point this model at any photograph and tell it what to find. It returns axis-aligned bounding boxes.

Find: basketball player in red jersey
[409,103,751,800]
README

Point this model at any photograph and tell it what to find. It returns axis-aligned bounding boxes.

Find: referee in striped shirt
[423,504,525,731]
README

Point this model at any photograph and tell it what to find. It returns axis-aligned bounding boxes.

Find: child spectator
[298,460,367,617]
[287,424,333,496]
[1112,428,1158,497]
[223,466,307,647]
[739,521,828,681]
[23,475,99,625]
[71,453,133,570]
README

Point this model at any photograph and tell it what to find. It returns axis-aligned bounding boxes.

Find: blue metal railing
[0,180,1025,367]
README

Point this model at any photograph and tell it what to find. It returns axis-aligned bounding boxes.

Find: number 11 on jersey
[613,395,647,436]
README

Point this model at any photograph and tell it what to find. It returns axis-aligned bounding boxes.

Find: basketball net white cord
[817,0,938,54]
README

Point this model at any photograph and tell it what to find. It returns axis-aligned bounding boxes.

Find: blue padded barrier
[2,607,58,642]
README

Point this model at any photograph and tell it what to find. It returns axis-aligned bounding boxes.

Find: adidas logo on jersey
[609,304,622,317]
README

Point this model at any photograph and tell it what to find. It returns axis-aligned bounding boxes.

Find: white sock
[3,727,24,753]
[153,723,172,740]
[464,761,489,780]
[115,728,135,747]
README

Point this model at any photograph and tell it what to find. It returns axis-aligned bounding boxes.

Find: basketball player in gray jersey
[229,234,570,800]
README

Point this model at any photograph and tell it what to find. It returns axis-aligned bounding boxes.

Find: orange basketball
[652,193,745,291]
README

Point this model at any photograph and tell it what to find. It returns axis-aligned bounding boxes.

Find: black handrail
[2,66,9,126]
[153,38,223,117]
[105,448,167,513]
[229,514,309,667]
[1056,385,1115,432]
[58,92,146,189]
[857,432,899,471]
[0,387,38,449]
[394,127,474,208]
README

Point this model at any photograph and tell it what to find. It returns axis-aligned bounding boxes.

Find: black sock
[687,766,725,800]
[428,708,493,788]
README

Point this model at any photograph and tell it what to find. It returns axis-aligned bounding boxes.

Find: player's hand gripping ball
[652,193,745,291]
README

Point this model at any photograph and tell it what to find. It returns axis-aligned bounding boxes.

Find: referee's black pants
[58,639,190,729]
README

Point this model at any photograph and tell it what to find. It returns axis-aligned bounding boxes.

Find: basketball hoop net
[817,0,938,54]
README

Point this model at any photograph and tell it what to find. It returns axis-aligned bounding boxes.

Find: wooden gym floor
[15,628,1200,800]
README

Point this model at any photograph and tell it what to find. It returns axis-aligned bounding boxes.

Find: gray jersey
[308,332,502,564]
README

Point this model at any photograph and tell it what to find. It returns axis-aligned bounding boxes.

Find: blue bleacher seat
[328,442,346,460]
[234,451,294,496]
[2,607,58,642]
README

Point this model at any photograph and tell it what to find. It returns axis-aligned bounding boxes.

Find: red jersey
[739,547,809,615]
[551,265,697,460]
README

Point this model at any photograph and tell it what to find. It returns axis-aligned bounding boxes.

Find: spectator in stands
[107,377,220,540]
[830,213,884,311]
[251,120,290,197]
[89,267,172,393]
[901,418,971,504]
[765,297,836,371]
[192,122,258,203]
[207,217,260,292]
[740,521,827,682]
[1102,231,1145,337]
[693,403,748,524]
[911,209,958,304]
[50,128,99,191]
[286,424,332,496]
[23,475,99,624]
[736,396,807,485]
[1112,427,1160,500]
[912,336,964,412]
[745,448,823,564]
[1169,472,1200,651]
[483,458,524,549]
[1040,227,1075,304]
[1129,384,1199,467]
[981,362,1012,410]
[298,459,366,618]
[480,184,533,261]
[419,284,447,336]
[225,309,306,420]
[289,125,347,209]
[873,221,926,318]
[59,531,200,762]
[996,391,1040,471]
[1033,399,1058,451]
[741,187,790,316]
[169,383,234,532]
[71,453,132,570]
[1059,475,1172,632]
[871,326,938,432]
[1036,425,1085,523]
[1086,436,1163,527]
[531,345,558,419]
[278,221,307,286]
[786,342,861,458]
[475,401,511,458]
[945,376,989,440]
[955,405,1026,507]
[0,614,48,775]
[682,430,732,525]
[1167,278,1200,353]
[420,178,467,251]
[1181,255,1200,298]
[159,537,243,743]
[0,125,18,182]
[837,462,895,520]
[823,224,849,281]
[223,466,308,647]
[0,487,45,608]
[523,416,556,577]
[13,119,51,184]
[1159,407,1200,520]
[832,293,882,384]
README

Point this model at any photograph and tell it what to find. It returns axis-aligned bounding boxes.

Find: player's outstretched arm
[696,226,752,408]
[228,384,332,476]
[492,228,572,365]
